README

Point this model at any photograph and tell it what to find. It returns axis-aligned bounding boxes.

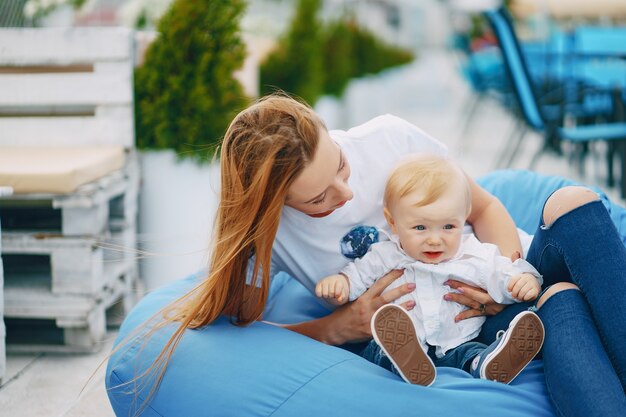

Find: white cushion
[0,146,125,194]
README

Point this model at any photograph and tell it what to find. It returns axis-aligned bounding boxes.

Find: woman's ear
[383,207,398,234]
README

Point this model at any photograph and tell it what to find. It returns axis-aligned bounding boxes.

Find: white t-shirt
[342,234,542,357]
[254,114,534,308]
[269,114,448,299]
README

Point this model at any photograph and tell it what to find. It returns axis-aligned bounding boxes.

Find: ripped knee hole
[536,282,580,309]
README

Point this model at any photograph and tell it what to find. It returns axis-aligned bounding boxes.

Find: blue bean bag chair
[476,170,626,242]
[106,170,626,417]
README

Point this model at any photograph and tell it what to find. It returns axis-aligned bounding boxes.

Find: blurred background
[0,0,625,415]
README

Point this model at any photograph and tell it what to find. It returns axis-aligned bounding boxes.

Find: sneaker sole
[481,311,545,384]
[371,304,436,386]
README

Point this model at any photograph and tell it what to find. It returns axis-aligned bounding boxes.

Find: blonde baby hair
[384,154,471,217]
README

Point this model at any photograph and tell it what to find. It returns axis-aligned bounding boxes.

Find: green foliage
[348,22,414,78]
[321,19,356,97]
[134,0,249,163]
[261,2,414,103]
[22,0,88,24]
[259,0,324,104]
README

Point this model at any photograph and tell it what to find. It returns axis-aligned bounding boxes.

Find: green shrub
[321,19,355,97]
[348,23,414,77]
[134,0,249,163]
[261,3,415,104]
[259,0,324,105]
[321,19,414,96]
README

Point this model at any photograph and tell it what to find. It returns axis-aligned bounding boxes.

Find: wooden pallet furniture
[0,240,3,383]
[0,28,140,352]
[0,243,3,383]
[0,188,8,383]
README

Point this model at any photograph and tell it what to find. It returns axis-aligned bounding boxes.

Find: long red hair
[180,94,323,326]
[119,94,325,409]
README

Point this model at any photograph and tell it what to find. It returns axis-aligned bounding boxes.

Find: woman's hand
[443,250,521,321]
[444,280,506,321]
[324,269,415,345]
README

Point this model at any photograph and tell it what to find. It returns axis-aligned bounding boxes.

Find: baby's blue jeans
[361,338,486,378]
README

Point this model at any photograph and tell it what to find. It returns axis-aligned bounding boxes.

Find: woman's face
[285,130,353,217]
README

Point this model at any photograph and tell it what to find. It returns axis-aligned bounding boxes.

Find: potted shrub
[135,0,249,163]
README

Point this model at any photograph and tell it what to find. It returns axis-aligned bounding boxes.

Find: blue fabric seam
[110,369,166,417]
[268,358,360,417]
[110,322,160,375]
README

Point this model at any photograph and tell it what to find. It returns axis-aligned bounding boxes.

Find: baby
[316,154,545,386]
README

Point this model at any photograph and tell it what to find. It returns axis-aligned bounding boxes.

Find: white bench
[0,28,140,352]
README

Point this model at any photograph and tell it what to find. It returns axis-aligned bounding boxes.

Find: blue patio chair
[573,26,626,60]
[544,25,626,125]
[453,14,614,167]
[484,7,626,198]
[450,31,514,142]
[569,25,626,184]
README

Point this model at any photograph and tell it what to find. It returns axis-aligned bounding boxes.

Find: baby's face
[388,187,467,264]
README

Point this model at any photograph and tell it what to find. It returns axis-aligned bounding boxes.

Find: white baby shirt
[342,234,542,357]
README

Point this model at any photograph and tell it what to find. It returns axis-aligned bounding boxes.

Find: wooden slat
[3,259,131,318]
[1,232,98,254]
[0,28,133,65]
[6,342,101,354]
[4,275,99,318]
[0,65,93,74]
[0,70,132,107]
[0,105,134,147]
[55,169,130,208]
[0,107,96,117]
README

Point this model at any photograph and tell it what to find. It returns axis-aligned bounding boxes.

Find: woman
[124,94,626,416]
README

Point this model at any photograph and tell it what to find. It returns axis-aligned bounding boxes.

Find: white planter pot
[138,150,220,290]
[40,4,74,27]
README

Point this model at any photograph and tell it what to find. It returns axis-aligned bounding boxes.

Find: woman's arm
[280,269,416,345]
[443,174,522,321]
[466,174,522,259]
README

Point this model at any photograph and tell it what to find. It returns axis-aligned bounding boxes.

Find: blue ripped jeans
[476,200,626,417]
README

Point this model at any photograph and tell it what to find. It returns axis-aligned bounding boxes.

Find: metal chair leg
[619,141,626,199]
[504,127,528,168]
[607,142,615,187]
[458,93,484,152]
[528,145,544,171]
[493,119,524,169]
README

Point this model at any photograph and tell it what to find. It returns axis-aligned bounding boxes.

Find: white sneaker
[371,304,436,386]
[470,311,545,384]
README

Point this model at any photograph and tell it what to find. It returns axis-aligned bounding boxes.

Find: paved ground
[1,48,623,417]
[0,334,116,416]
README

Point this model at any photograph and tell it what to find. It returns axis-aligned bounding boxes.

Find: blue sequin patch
[340,226,379,259]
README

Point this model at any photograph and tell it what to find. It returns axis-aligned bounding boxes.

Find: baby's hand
[508,273,541,301]
[315,274,350,305]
